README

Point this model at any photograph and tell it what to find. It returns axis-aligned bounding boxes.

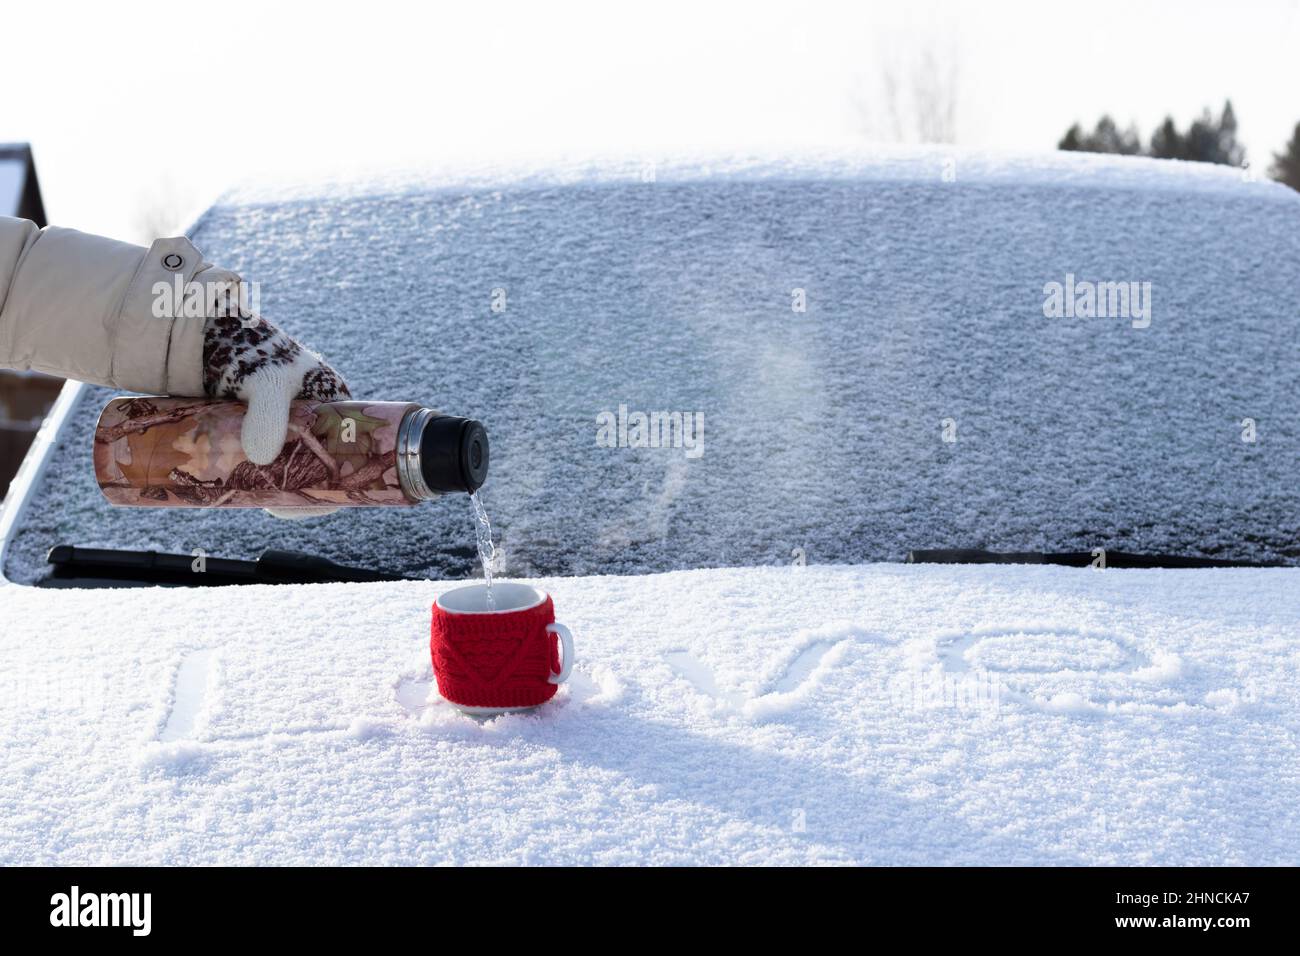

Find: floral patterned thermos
[94,398,488,508]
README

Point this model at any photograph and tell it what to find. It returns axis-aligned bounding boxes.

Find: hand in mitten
[203,309,350,519]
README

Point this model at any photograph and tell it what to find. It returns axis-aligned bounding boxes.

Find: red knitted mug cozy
[431,595,562,708]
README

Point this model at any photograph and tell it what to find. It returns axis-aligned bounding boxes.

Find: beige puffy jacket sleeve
[0,216,237,396]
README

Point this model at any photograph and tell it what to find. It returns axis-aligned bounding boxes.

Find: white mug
[431,582,575,715]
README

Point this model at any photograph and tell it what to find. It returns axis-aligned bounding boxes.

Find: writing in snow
[1042,274,1152,328]
[596,405,704,459]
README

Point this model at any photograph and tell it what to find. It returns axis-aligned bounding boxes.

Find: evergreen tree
[1218,101,1245,167]
[1149,116,1186,160]
[1269,122,1300,191]
[1061,102,1248,167]
[1058,123,1084,151]
[1064,103,1252,167]
[1182,108,1219,162]
[1058,115,1141,155]
[1179,101,1245,165]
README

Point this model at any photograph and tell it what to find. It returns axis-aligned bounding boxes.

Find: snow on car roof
[3,147,1300,585]
[3,562,1297,864]
[222,145,1291,201]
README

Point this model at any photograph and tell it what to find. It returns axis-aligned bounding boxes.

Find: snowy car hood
[1,562,1297,865]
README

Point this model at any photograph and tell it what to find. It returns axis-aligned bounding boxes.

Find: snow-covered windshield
[4,153,1299,585]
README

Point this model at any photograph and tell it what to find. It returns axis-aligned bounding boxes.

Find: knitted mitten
[203,309,350,519]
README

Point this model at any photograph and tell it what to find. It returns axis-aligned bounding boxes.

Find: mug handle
[546,622,575,684]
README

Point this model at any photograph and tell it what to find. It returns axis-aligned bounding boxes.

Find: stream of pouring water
[470,490,497,610]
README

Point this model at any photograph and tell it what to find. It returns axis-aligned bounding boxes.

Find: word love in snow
[49,886,151,937]
[1042,273,1152,329]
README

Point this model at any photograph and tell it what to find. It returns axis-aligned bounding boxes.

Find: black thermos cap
[419,415,489,494]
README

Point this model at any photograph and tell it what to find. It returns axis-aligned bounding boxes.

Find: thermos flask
[94,397,488,508]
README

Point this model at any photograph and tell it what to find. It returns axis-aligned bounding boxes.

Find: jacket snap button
[162,253,184,270]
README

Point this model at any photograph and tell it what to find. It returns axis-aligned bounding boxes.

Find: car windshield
[4,155,1299,586]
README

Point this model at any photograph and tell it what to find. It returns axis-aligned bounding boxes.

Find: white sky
[4,0,1299,241]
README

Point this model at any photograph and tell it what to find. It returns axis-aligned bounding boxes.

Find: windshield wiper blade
[44,545,411,587]
[906,548,1284,569]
